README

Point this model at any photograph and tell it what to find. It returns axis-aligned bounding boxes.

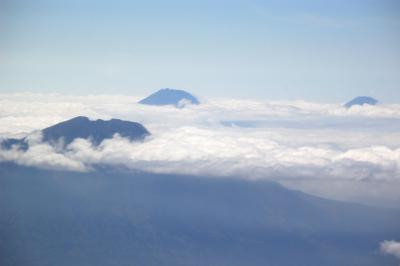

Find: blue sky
[1,0,399,102]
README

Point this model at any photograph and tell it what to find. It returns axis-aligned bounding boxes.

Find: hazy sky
[1,0,399,102]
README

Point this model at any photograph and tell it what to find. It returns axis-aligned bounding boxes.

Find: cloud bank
[1,92,400,207]
[2,129,399,180]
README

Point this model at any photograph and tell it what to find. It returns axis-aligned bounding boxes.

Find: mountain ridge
[1,162,399,266]
[1,116,150,150]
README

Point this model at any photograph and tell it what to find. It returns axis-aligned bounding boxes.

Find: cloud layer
[3,128,399,179]
[1,92,400,207]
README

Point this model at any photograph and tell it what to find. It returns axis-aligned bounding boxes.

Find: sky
[0,0,399,102]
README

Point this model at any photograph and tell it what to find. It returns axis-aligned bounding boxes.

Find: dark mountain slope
[0,163,399,266]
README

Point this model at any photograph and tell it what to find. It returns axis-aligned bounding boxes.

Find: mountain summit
[41,116,150,146]
[344,96,378,108]
[138,88,200,107]
[1,116,150,150]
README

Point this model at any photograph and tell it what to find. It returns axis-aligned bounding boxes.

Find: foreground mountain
[1,162,399,266]
[1,116,150,150]
[138,88,200,107]
[344,96,379,108]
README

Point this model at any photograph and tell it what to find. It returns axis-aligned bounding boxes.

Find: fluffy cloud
[0,133,86,172]
[2,126,399,180]
[1,92,400,207]
[380,240,400,259]
[2,126,400,209]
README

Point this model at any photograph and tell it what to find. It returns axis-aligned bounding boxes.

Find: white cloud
[1,92,400,207]
[1,92,400,137]
[380,240,400,259]
[2,126,399,180]
[0,133,86,172]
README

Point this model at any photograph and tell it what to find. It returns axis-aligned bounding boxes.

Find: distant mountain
[138,88,200,107]
[1,116,150,150]
[1,162,399,266]
[344,96,378,108]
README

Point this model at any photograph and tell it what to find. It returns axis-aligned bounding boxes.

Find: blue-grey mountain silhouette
[1,116,150,150]
[0,138,29,151]
[1,162,399,266]
[138,88,200,107]
[344,96,378,108]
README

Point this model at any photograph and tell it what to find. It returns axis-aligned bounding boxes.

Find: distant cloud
[1,92,400,137]
[380,240,400,259]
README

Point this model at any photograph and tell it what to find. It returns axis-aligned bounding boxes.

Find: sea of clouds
[1,92,400,207]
